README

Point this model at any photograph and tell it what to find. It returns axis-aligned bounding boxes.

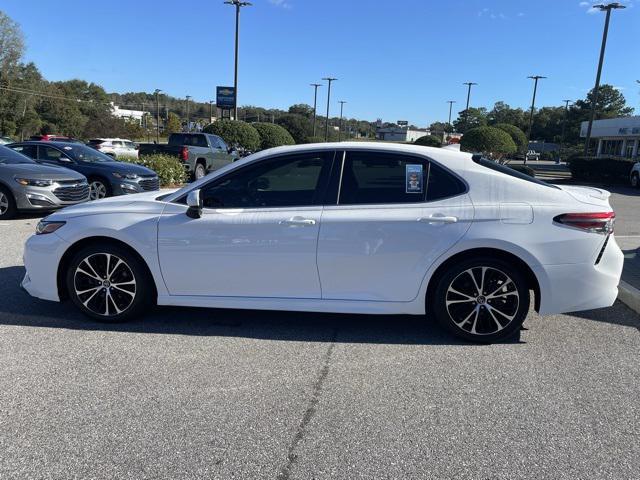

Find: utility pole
[186,95,192,132]
[154,89,161,143]
[224,0,252,120]
[338,100,347,141]
[462,82,477,131]
[310,83,322,137]
[559,99,572,163]
[209,100,214,122]
[446,100,456,130]
[583,2,626,156]
[524,75,546,164]
[322,77,337,141]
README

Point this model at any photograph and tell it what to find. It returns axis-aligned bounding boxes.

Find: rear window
[472,156,559,189]
[88,139,105,145]
[169,133,208,148]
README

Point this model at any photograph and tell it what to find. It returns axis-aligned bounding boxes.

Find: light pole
[224,0,252,121]
[338,100,347,141]
[559,99,572,163]
[462,82,477,131]
[323,77,337,141]
[524,75,546,164]
[583,2,626,156]
[209,100,214,122]
[186,95,192,132]
[446,100,456,130]
[154,89,161,143]
[310,83,322,137]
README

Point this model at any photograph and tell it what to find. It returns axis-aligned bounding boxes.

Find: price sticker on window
[406,164,423,193]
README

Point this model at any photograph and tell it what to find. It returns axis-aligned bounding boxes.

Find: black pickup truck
[138,133,238,180]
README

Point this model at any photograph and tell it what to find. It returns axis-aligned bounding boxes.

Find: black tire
[0,185,17,220]
[88,177,112,200]
[65,242,154,322]
[631,172,639,188]
[192,162,206,181]
[432,257,530,343]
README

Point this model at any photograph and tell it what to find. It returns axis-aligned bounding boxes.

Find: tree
[0,11,24,74]
[203,120,260,151]
[487,102,527,131]
[275,113,313,144]
[429,121,452,136]
[460,126,516,160]
[453,107,488,133]
[252,122,295,150]
[414,135,442,147]
[494,123,527,152]
[165,112,182,135]
[288,104,314,118]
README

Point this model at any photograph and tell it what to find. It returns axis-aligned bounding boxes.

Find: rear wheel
[631,172,639,188]
[65,243,153,322]
[432,257,530,343]
[0,186,17,220]
[193,162,206,181]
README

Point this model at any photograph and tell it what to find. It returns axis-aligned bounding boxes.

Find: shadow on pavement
[0,265,492,346]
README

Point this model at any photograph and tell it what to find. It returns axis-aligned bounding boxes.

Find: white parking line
[616,235,640,239]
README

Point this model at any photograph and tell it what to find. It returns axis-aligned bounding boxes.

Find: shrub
[494,123,527,152]
[414,135,442,147]
[507,164,535,177]
[304,136,325,144]
[275,114,313,144]
[118,154,187,187]
[460,126,517,160]
[568,156,635,183]
[252,122,295,150]
[203,120,260,152]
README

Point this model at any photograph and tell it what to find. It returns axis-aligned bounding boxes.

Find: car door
[316,149,474,302]
[37,145,77,170]
[208,134,232,171]
[158,150,336,298]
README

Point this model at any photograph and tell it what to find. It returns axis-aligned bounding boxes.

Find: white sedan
[21,143,623,342]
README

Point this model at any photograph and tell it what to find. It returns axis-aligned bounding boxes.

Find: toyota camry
[21,143,623,342]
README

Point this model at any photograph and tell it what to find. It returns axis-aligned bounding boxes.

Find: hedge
[414,135,442,147]
[118,154,187,187]
[494,123,527,151]
[252,122,295,150]
[203,120,261,152]
[460,126,517,160]
[568,156,635,183]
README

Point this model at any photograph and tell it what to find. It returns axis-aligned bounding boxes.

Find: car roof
[14,140,86,148]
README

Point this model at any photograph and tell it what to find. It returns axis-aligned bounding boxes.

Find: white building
[110,102,148,125]
[580,116,640,159]
[376,126,431,143]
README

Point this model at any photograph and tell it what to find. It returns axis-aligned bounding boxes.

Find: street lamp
[462,82,477,131]
[186,95,192,132]
[154,89,162,143]
[209,100,214,122]
[338,100,347,141]
[446,100,456,129]
[524,75,546,164]
[322,77,337,141]
[583,2,626,156]
[224,0,252,121]
[560,99,573,163]
[310,83,322,137]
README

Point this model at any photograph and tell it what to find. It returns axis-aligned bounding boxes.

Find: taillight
[180,146,189,161]
[554,212,615,234]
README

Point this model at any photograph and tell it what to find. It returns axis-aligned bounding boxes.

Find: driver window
[40,146,66,162]
[200,152,331,209]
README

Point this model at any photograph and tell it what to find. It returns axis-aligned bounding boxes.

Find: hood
[48,190,169,219]
[83,160,156,176]
[1,162,85,181]
[556,185,612,208]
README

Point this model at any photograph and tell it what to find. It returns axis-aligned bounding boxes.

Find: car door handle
[418,215,458,224]
[279,217,316,227]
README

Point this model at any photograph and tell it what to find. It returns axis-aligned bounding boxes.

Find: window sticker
[406,164,423,193]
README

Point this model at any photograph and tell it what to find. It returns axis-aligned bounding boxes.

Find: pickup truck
[138,133,238,180]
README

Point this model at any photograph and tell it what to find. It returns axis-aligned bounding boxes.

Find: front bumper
[14,182,89,211]
[111,175,159,196]
[21,231,69,302]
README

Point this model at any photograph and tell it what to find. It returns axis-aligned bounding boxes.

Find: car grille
[138,176,159,191]
[53,183,90,202]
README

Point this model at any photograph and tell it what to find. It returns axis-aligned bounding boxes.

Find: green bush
[460,126,517,160]
[568,156,635,183]
[252,122,295,150]
[494,123,527,151]
[275,114,313,144]
[203,120,260,152]
[507,164,535,177]
[304,136,325,144]
[414,135,442,147]
[118,154,187,187]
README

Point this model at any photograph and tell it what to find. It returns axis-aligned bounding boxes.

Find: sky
[2,0,639,126]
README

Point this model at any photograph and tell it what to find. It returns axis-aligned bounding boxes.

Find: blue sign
[216,86,236,109]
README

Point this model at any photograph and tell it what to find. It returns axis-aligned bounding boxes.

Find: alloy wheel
[632,174,638,188]
[89,181,107,200]
[0,192,8,215]
[445,266,519,336]
[73,253,137,317]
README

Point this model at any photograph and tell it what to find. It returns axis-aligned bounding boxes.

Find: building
[376,126,431,143]
[110,102,148,125]
[580,116,640,159]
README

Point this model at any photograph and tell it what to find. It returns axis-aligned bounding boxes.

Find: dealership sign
[216,86,236,109]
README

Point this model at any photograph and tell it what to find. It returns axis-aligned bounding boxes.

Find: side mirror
[186,189,202,219]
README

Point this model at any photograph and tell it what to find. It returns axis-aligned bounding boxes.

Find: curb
[617,280,640,315]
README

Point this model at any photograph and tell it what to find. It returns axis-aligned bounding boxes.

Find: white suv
[88,138,138,158]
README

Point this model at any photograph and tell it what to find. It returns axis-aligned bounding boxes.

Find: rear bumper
[535,235,624,315]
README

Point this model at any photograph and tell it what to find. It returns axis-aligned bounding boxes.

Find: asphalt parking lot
[0,189,639,479]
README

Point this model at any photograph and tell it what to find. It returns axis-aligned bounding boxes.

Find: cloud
[579,1,589,6]
[269,0,292,8]
[478,8,508,19]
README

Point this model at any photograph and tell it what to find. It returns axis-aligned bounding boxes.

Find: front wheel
[432,258,530,343]
[89,178,111,200]
[65,243,153,322]
[0,186,17,220]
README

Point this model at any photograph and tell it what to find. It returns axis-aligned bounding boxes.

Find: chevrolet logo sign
[219,89,234,96]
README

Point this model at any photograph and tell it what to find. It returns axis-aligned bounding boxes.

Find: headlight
[15,178,53,187]
[112,172,138,180]
[35,220,66,235]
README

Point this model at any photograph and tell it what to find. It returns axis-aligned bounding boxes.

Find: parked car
[630,162,640,188]
[526,150,540,161]
[138,132,238,181]
[0,136,15,145]
[7,141,159,200]
[30,134,81,143]
[0,145,88,220]
[20,143,623,343]
[88,138,138,158]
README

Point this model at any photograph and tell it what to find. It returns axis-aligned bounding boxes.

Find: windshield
[64,144,115,162]
[0,146,36,165]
